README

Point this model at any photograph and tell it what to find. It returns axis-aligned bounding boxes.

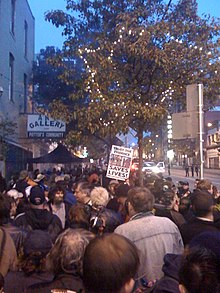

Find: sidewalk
[171,166,220,176]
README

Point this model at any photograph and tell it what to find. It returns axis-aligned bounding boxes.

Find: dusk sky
[28,0,220,53]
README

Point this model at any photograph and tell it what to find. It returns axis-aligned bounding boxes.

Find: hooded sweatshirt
[14,209,62,242]
[152,253,182,293]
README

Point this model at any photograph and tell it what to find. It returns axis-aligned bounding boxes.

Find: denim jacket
[115,213,183,281]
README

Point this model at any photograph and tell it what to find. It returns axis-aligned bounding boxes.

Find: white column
[198,84,204,179]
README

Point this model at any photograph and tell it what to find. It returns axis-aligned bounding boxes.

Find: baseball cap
[182,181,189,186]
[34,174,45,183]
[19,170,29,180]
[29,186,45,205]
[55,175,65,183]
[178,181,189,186]
[7,189,23,199]
[109,180,119,186]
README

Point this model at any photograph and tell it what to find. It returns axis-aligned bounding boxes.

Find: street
[165,167,220,191]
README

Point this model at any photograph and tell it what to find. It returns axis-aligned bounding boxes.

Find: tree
[0,118,17,161]
[46,0,220,185]
[33,46,83,110]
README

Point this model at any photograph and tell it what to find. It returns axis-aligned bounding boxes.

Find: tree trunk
[137,130,144,187]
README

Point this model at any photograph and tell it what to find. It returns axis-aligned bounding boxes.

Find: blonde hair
[90,187,109,207]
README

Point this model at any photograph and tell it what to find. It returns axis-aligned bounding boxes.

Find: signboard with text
[27,114,66,139]
[106,145,133,181]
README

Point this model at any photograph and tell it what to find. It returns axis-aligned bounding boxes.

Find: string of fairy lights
[77,23,219,128]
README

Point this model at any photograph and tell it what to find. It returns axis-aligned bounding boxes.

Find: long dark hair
[18,251,47,275]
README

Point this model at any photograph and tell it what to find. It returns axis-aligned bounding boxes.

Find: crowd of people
[0,166,220,293]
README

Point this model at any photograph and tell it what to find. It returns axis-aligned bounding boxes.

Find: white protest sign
[106,145,133,181]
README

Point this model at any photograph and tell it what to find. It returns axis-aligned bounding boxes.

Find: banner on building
[27,114,66,138]
[106,145,133,181]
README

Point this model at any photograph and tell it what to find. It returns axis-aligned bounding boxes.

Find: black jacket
[179,217,219,245]
[1,223,27,253]
[26,273,83,293]
[14,208,62,242]
[4,271,53,293]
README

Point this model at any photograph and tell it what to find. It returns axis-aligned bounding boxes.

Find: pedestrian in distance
[167,163,171,176]
[185,164,189,177]
[191,164,194,177]
[195,164,199,177]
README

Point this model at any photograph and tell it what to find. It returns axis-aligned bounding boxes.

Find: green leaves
[41,0,220,163]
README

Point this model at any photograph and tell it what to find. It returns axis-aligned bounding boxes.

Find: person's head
[0,194,12,224]
[158,189,177,208]
[68,203,91,230]
[19,170,29,181]
[46,228,94,276]
[6,189,23,215]
[48,185,65,205]
[83,233,140,293]
[34,173,45,183]
[115,183,131,206]
[88,173,99,185]
[33,169,40,178]
[212,185,219,198]
[127,187,155,217]
[108,180,119,195]
[20,230,53,275]
[29,186,46,208]
[90,187,109,208]
[197,179,213,194]
[182,181,189,190]
[179,247,220,293]
[194,178,200,188]
[191,190,214,218]
[7,189,23,201]
[75,181,93,204]
[153,178,172,193]
[179,197,191,216]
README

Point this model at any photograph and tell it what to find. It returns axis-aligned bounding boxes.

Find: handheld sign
[106,145,133,181]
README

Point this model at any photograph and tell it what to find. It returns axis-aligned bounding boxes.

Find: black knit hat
[29,186,45,205]
[115,183,131,198]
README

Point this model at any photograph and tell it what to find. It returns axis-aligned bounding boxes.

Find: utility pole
[198,84,204,179]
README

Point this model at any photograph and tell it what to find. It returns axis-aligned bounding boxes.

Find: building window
[24,20,28,58]
[9,53,14,101]
[24,74,27,112]
[10,0,16,35]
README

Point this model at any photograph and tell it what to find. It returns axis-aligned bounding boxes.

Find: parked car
[142,161,165,174]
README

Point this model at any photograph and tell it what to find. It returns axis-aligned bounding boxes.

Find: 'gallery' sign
[27,114,66,138]
[106,145,133,181]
